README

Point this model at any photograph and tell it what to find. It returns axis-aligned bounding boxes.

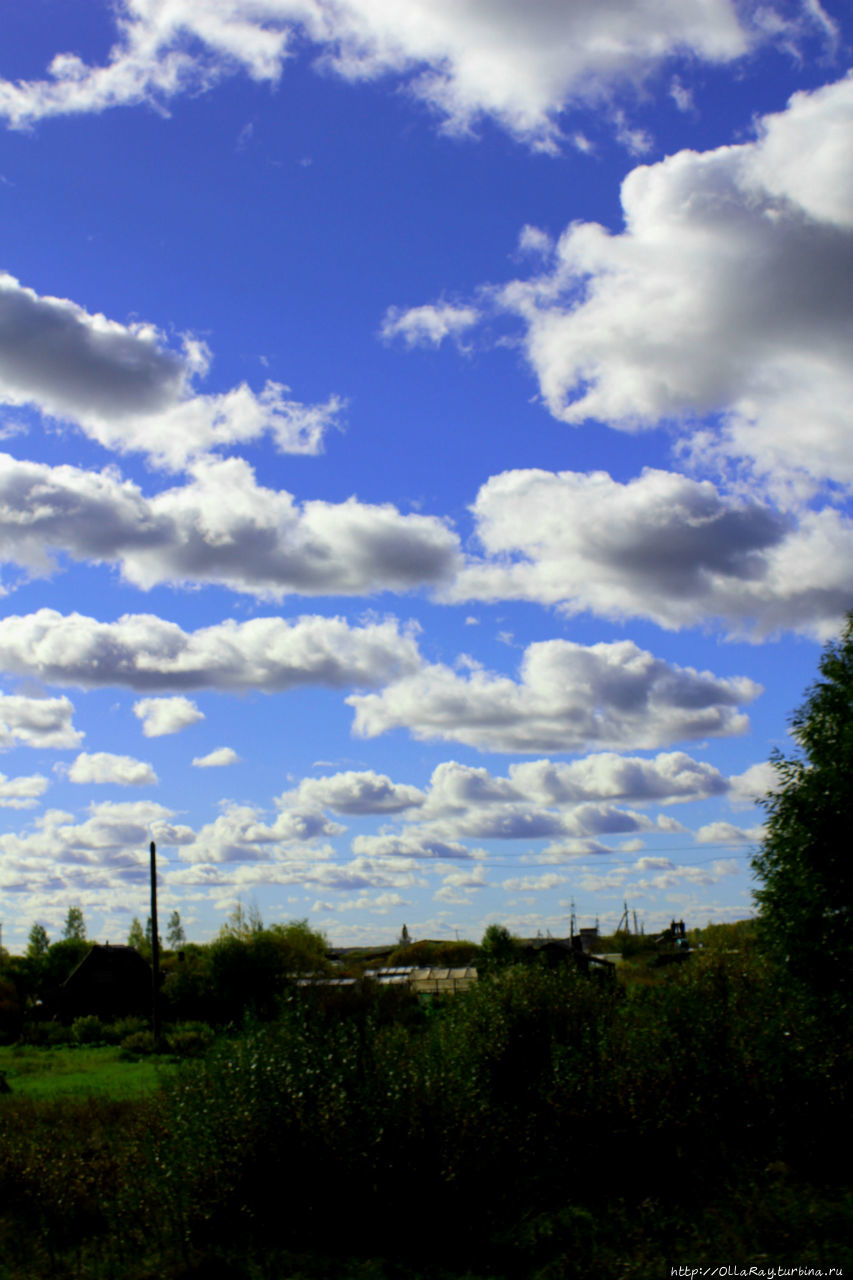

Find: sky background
[0,0,851,951]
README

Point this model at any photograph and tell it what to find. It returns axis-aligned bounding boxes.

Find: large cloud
[0,273,341,469]
[482,73,853,487]
[0,800,191,882]
[67,752,159,786]
[386,74,853,488]
[0,691,82,749]
[452,467,853,638]
[0,0,790,145]
[424,753,729,812]
[0,771,49,809]
[0,608,422,692]
[349,637,759,752]
[286,770,425,815]
[177,803,344,864]
[0,452,460,598]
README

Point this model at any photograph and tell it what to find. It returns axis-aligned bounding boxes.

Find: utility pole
[149,841,160,1047]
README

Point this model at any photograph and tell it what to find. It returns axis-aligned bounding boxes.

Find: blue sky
[0,0,850,950]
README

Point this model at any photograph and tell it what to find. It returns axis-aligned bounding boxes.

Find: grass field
[0,1043,172,1099]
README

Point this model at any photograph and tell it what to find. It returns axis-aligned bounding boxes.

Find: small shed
[58,943,152,1021]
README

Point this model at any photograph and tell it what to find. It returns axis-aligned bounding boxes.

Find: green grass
[0,1043,173,1099]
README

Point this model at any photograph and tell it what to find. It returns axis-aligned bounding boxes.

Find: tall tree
[62,905,86,941]
[128,917,147,954]
[27,923,50,960]
[751,612,853,1002]
[166,910,186,948]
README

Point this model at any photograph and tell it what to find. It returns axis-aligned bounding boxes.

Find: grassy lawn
[0,1043,173,1099]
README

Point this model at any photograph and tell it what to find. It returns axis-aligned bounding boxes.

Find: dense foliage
[1,942,850,1279]
[752,611,853,1006]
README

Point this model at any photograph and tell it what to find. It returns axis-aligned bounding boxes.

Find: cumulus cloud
[0,800,189,881]
[349,637,760,753]
[696,820,764,844]
[0,608,422,692]
[380,303,480,349]
[727,761,777,806]
[0,770,49,809]
[0,691,82,749]
[0,273,341,470]
[192,747,241,768]
[507,751,729,806]
[67,751,159,786]
[502,872,567,892]
[286,770,424,814]
[177,803,344,864]
[351,831,476,861]
[0,0,788,146]
[452,467,853,638]
[134,697,204,737]
[0,453,460,598]
[483,73,853,488]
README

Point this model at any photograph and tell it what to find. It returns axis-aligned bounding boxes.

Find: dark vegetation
[0,622,852,1278]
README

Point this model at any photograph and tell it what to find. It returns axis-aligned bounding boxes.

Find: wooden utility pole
[149,840,161,1047]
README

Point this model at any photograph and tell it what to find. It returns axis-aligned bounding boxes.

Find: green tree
[218,901,263,941]
[128,917,147,954]
[479,923,518,973]
[62,905,86,941]
[27,922,50,961]
[751,612,853,1003]
[166,909,185,948]
[42,937,90,987]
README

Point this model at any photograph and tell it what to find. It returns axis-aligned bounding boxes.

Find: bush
[119,1030,155,1057]
[20,1020,72,1046]
[71,1015,106,1045]
[101,1015,148,1045]
[164,1021,214,1057]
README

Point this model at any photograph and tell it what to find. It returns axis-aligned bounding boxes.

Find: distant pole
[149,841,160,1047]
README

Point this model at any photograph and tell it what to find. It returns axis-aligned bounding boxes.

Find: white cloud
[381,303,480,349]
[0,453,459,598]
[67,751,159,786]
[0,272,341,470]
[696,820,764,844]
[0,608,422,692]
[351,832,475,861]
[452,467,853,639]
[0,691,82,749]
[0,770,48,809]
[727,761,777,807]
[177,802,344,864]
[134,696,204,737]
[0,800,186,879]
[349,637,760,753]
[286,770,424,814]
[502,872,567,892]
[0,0,779,146]
[192,747,241,768]
[507,751,729,806]
[485,73,853,488]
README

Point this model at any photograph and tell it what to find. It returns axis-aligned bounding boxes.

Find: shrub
[119,1030,155,1057]
[164,1021,214,1057]
[20,1020,72,1046]
[100,1015,148,1045]
[71,1015,106,1045]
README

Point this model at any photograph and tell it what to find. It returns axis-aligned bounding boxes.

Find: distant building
[54,943,152,1021]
